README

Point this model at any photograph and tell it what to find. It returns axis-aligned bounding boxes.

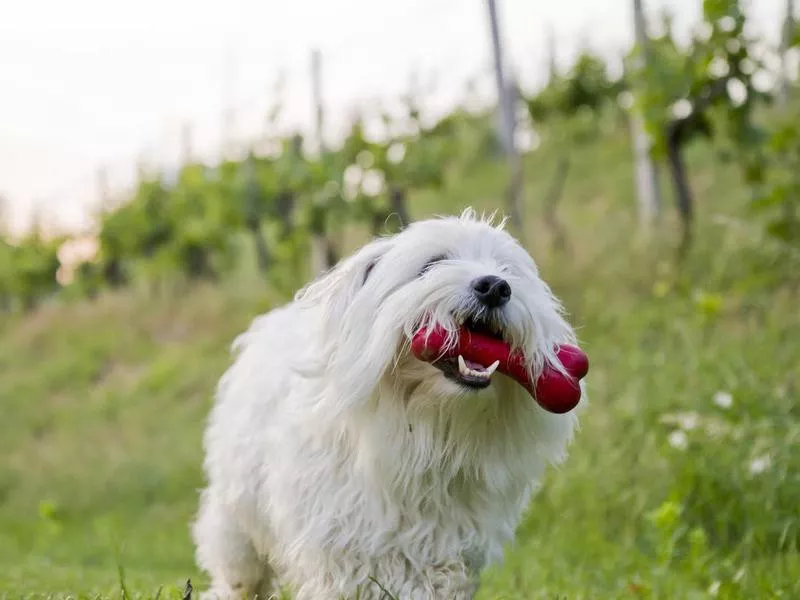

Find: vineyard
[2,0,800,598]
[0,3,798,311]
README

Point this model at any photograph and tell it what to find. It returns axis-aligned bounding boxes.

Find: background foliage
[1,1,799,598]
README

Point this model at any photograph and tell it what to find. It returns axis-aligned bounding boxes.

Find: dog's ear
[296,236,399,417]
[295,236,394,333]
[362,258,379,284]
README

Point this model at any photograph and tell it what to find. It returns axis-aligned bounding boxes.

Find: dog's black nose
[471,275,511,308]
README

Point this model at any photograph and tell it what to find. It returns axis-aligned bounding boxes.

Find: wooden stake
[485,0,525,241]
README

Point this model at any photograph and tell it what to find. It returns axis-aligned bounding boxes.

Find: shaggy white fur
[193,209,585,599]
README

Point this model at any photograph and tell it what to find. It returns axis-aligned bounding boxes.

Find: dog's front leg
[192,490,278,600]
[290,556,477,600]
[366,557,478,600]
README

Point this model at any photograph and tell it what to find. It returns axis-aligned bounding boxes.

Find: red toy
[411,325,589,414]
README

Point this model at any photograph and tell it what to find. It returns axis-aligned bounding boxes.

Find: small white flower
[668,430,689,451]
[387,143,406,164]
[739,58,755,75]
[708,57,730,79]
[356,150,375,170]
[361,169,385,197]
[515,129,535,153]
[322,180,340,198]
[760,51,782,72]
[617,91,634,110]
[743,19,759,39]
[343,164,363,201]
[678,412,700,431]
[343,185,358,202]
[344,164,363,188]
[751,69,773,93]
[727,78,748,107]
[406,121,421,137]
[713,391,733,409]
[671,99,693,119]
[705,421,727,440]
[708,581,721,596]
[718,16,736,32]
[749,455,771,475]
[696,22,713,42]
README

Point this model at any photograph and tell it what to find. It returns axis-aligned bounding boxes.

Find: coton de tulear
[193,209,589,600]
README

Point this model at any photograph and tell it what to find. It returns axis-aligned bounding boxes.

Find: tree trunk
[247,219,270,274]
[543,157,571,253]
[22,294,36,312]
[630,0,662,227]
[389,186,410,229]
[324,235,338,267]
[630,112,662,226]
[665,137,693,253]
[308,202,337,276]
[485,0,525,242]
[661,76,730,254]
[185,246,217,281]
[103,258,126,287]
[507,150,525,239]
[371,210,391,236]
[778,0,796,107]
[310,233,330,276]
[310,230,338,273]
[276,191,295,240]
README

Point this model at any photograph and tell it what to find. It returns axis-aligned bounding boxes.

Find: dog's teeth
[458,355,470,377]
[458,355,498,381]
[469,369,492,379]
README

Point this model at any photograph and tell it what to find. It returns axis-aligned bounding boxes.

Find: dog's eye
[363,260,379,284]
[419,254,447,276]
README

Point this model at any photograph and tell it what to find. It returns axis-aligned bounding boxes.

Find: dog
[192,209,588,599]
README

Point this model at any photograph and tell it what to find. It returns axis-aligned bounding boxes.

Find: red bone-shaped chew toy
[410,325,589,414]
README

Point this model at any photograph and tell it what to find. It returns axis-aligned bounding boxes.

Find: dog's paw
[197,587,270,600]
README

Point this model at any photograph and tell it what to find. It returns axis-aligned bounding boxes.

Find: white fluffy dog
[193,209,587,599]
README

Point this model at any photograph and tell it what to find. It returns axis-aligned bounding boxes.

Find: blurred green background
[1,0,799,598]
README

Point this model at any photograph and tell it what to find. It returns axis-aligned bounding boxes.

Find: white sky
[0,0,784,234]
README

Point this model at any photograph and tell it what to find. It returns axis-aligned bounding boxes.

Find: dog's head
[296,209,586,420]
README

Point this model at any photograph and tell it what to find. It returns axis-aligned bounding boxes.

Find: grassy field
[2,127,799,599]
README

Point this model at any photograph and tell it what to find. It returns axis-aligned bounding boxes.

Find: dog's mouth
[425,316,505,390]
[410,316,589,414]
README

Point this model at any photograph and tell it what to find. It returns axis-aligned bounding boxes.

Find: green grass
[2,127,799,599]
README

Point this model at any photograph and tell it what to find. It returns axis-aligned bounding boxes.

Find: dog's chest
[357,461,526,568]
[343,409,535,561]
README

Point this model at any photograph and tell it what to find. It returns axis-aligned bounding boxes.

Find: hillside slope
[2,130,799,598]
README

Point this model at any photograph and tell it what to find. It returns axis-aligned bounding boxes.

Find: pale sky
[0,0,784,234]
